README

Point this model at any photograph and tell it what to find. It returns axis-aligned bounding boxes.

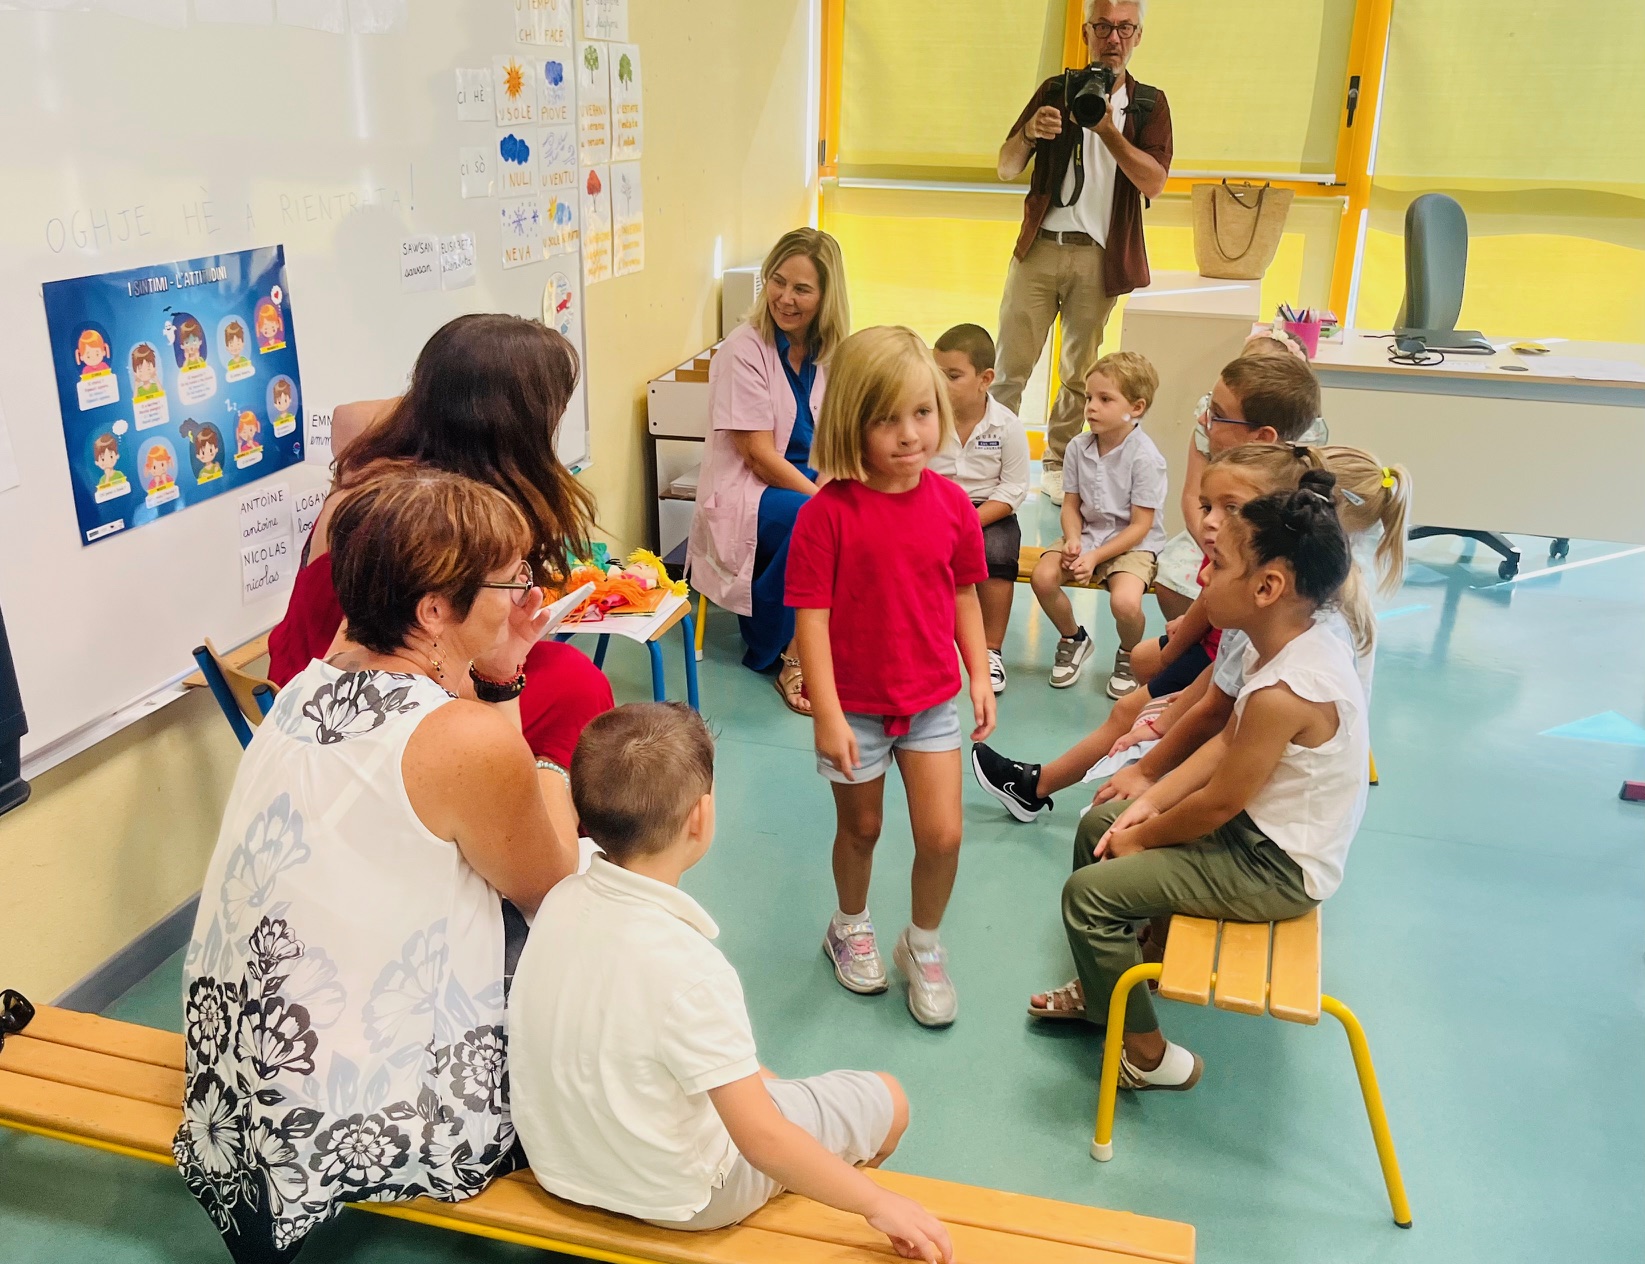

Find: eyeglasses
[1087,20,1140,40]
[479,563,538,606]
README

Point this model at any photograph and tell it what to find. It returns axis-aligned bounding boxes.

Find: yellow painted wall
[0,0,816,1002]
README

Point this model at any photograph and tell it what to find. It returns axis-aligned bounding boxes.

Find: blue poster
[42,245,305,547]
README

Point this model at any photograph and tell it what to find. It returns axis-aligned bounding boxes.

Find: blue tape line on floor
[1539,711,1645,747]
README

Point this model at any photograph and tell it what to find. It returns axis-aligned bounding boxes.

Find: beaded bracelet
[469,663,527,703]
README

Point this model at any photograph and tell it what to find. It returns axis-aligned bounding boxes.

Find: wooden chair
[1091,908,1412,1228]
[0,1003,1197,1264]
[189,636,276,749]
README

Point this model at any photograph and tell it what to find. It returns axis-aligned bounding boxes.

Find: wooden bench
[181,631,270,688]
[0,1003,1195,1264]
[1090,908,1412,1228]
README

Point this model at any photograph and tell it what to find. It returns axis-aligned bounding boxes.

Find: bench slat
[16,1008,184,1070]
[0,1068,179,1156]
[1157,917,1218,1006]
[1266,908,1322,1026]
[1211,921,1270,1016]
[0,1034,185,1110]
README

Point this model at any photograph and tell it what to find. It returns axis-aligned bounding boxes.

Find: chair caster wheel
[1548,538,1569,561]
[1498,559,1518,580]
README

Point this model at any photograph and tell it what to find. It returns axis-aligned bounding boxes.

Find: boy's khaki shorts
[1042,547,1158,590]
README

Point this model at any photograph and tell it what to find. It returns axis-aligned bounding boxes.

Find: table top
[1312,332,1645,391]
[1124,271,1262,318]
[555,592,690,644]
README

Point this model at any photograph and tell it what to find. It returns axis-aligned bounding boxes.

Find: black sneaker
[970,743,1054,822]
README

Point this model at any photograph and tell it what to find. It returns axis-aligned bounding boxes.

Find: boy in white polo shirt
[508,703,953,1262]
[1027,350,1166,698]
[930,323,1031,695]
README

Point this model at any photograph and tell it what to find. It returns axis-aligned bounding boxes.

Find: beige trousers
[991,236,1118,471]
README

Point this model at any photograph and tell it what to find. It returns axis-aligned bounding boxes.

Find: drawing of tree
[583,45,600,74]
[585,169,602,197]
[618,54,633,87]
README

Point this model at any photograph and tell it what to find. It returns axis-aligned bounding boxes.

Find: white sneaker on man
[1039,467,1063,501]
[988,648,1007,694]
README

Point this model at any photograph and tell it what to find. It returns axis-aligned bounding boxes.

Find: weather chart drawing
[538,54,572,125]
[575,41,611,166]
[41,246,304,547]
[498,131,536,194]
[611,43,642,159]
[613,160,644,276]
[582,164,612,286]
[493,53,536,125]
[500,196,544,269]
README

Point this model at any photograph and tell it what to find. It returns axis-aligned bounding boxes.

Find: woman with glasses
[268,314,610,841]
[176,467,579,1263]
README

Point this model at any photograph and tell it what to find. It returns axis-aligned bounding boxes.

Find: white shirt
[928,395,1030,510]
[1040,81,1129,245]
[1233,622,1371,900]
[1061,424,1168,554]
[508,857,761,1222]
[1213,608,1375,700]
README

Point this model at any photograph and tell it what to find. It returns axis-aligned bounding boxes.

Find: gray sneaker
[1105,648,1139,698]
[893,929,957,1027]
[1040,467,1064,501]
[824,916,888,994]
[1050,632,1093,688]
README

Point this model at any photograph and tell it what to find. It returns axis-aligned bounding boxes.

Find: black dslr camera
[1060,63,1117,128]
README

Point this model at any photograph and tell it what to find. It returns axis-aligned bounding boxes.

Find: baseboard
[53,893,199,1013]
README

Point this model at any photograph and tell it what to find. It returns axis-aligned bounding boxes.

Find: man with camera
[994,0,1173,500]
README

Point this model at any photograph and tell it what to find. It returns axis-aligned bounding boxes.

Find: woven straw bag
[1192,180,1293,280]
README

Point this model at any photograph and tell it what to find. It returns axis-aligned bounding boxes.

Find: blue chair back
[193,641,276,749]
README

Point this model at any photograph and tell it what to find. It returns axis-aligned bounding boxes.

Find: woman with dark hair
[269,314,610,834]
[178,466,578,1262]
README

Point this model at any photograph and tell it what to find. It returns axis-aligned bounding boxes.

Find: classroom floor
[4,495,1642,1264]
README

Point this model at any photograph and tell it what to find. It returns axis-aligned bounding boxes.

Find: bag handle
[1210,179,1270,262]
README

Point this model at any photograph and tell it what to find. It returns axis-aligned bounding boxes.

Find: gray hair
[1086,0,1146,22]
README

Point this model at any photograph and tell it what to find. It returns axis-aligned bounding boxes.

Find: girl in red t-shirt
[786,326,994,1029]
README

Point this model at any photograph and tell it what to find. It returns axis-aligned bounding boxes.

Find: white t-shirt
[508,856,762,1221]
[1041,82,1129,246]
[1062,424,1169,554]
[1233,622,1371,900]
[1213,608,1375,701]
[929,395,1030,510]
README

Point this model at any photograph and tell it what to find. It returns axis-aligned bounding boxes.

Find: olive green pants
[1065,801,1317,1033]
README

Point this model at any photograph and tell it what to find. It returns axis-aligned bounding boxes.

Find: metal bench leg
[1321,994,1413,1228]
[593,634,611,670]
[1091,962,1163,1161]
[681,614,700,710]
[694,593,707,661]
[647,640,666,702]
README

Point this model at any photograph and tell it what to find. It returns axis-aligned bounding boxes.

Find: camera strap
[1051,79,1158,210]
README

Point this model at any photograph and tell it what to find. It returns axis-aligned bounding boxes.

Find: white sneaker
[1049,632,1093,688]
[893,929,957,1027]
[823,916,888,994]
[988,648,1007,694]
[1039,467,1063,501]
[1105,649,1139,699]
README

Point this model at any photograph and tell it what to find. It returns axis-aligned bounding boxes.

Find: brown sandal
[774,653,811,716]
[1027,979,1087,1022]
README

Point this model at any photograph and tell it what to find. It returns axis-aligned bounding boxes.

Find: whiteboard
[0,2,594,758]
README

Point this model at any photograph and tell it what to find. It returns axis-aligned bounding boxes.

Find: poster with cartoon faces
[42,246,305,546]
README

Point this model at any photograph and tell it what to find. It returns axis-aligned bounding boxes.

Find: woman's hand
[968,678,997,742]
[473,587,551,681]
[1095,798,1159,858]
[816,714,861,782]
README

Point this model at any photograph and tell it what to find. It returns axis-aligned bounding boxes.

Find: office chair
[1397,194,1558,579]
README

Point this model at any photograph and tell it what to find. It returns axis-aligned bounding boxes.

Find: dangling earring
[429,642,444,681]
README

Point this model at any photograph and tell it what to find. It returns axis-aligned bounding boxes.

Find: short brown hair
[93,433,118,458]
[934,323,996,374]
[571,703,715,860]
[1088,351,1158,407]
[327,461,531,655]
[1220,354,1320,442]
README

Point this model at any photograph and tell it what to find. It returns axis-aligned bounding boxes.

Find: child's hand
[1108,726,1149,757]
[816,715,861,782]
[969,678,996,742]
[1069,550,1098,585]
[1164,616,1182,638]
[1059,535,1081,565]
[1095,798,1158,857]
[1094,763,1155,806]
[866,1191,955,1264]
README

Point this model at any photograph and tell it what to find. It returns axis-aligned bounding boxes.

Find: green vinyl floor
[3,498,1642,1264]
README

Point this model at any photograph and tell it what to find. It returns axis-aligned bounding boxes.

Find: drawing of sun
[504,59,526,99]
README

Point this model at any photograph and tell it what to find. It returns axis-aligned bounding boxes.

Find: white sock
[834,906,869,929]
[905,924,940,953]
[1130,1040,1196,1085]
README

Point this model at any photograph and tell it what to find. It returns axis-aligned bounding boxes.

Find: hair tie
[1381,467,1395,489]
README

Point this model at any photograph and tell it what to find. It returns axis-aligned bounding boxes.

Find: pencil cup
[1281,317,1322,358]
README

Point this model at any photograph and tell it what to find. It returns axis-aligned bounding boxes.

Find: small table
[554,592,700,710]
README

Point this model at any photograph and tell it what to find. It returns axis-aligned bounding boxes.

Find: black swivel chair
[1396,193,1566,579]
[0,605,29,818]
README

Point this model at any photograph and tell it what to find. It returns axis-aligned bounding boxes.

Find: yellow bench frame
[1,1004,1196,1264]
[1091,909,1412,1229]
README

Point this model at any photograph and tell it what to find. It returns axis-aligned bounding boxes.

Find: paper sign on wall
[611,43,642,159]
[498,132,537,195]
[440,233,478,289]
[541,125,581,254]
[514,0,541,43]
[242,533,296,603]
[305,407,332,466]
[575,41,610,165]
[400,236,440,292]
[581,164,612,286]
[538,0,572,46]
[294,486,327,541]
[581,0,626,41]
[239,482,291,547]
[538,53,573,125]
[459,145,494,198]
[612,160,644,276]
[500,197,544,269]
[493,54,537,126]
[541,124,577,193]
[456,68,493,122]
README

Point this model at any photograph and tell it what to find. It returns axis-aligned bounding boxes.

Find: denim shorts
[816,699,962,783]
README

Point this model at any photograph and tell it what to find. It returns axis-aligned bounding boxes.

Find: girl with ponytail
[1052,470,1371,1090]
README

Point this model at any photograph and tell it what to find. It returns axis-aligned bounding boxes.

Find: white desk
[1312,335,1645,546]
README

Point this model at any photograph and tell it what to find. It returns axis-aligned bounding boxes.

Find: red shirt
[785,470,988,717]
[1194,556,1222,658]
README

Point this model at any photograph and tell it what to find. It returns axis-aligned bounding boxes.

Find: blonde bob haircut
[811,326,955,483]
[747,228,851,364]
